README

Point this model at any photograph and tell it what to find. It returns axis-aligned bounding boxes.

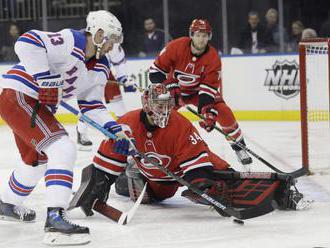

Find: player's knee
[43,135,77,166]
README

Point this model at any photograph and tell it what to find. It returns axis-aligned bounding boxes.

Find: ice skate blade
[0,215,35,223]
[43,232,91,246]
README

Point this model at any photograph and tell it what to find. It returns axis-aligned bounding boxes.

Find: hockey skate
[43,207,90,246]
[287,190,313,210]
[77,128,93,151]
[0,199,36,222]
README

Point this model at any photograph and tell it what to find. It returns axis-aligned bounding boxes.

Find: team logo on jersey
[139,152,171,170]
[174,70,200,87]
[264,60,300,99]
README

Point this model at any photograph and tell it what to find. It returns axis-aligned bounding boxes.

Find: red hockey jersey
[151,37,222,99]
[93,109,213,181]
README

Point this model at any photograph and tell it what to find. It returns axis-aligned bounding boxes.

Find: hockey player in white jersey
[76,42,138,151]
[0,10,131,245]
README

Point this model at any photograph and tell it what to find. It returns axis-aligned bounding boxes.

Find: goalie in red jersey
[149,19,252,165]
[69,84,310,219]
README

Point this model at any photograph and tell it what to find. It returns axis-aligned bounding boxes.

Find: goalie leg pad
[115,172,129,197]
[69,164,113,216]
[126,165,152,204]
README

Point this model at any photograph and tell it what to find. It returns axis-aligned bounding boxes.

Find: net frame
[299,38,330,173]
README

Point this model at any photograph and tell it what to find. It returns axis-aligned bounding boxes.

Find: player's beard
[191,41,207,54]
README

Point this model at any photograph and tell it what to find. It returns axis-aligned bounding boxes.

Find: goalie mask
[142,84,175,128]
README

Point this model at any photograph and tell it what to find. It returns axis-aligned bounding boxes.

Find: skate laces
[13,205,34,220]
[60,209,79,227]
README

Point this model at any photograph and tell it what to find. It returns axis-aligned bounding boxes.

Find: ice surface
[0,121,329,248]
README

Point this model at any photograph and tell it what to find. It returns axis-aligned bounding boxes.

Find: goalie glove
[104,121,136,156]
[37,74,64,106]
[199,104,218,132]
[117,75,137,92]
[163,78,184,109]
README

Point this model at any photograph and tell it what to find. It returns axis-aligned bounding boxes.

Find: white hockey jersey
[0,29,114,126]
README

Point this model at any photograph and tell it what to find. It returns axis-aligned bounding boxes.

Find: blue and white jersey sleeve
[77,56,114,126]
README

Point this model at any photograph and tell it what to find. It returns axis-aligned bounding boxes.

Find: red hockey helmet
[189,19,212,40]
[142,84,175,128]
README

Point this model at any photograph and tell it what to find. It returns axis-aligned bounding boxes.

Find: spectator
[238,11,271,54]
[0,23,21,62]
[264,8,288,52]
[301,28,318,39]
[138,18,166,57]
[287,21,304,52]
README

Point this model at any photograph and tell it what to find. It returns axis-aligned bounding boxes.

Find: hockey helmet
[189,19,212,40]
[86,10,123,58]
[142,84,175,128]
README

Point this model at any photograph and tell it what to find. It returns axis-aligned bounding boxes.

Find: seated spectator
[138,18,167,57]
[0,23,20,62]
[238,11,271,54]
[264,8,288,52]
[287,21,304,52]
[301,28,318,39]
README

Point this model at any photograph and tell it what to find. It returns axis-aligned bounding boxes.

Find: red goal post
[299,38,330,174]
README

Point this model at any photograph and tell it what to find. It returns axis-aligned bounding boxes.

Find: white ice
[0,120,330,248]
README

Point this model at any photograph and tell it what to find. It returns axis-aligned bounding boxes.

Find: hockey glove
[104,121,136,156]
[163,78,184,109]
[37,74,64,106]
[117,76,137,92]
[199,104,218,132]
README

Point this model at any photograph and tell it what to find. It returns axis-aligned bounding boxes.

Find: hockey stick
[93,183,147,225]
[61,101,275,220]
[186,106,307,178]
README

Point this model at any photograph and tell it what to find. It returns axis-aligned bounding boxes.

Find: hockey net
[299,38,330,174]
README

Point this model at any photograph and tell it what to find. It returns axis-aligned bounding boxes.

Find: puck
[233,219,244,225]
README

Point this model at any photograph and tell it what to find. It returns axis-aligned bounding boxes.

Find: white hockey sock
[43,136,76,209]
[77,119,88,135]
[107,99,127,118]
[1,163,46,206]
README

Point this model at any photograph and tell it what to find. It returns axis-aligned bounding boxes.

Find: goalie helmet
[86,10,123,58]
[142,84,175,128]
[189,19,212,40]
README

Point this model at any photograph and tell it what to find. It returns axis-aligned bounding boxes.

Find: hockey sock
[77,119,88,135]
[43,136,75,209]
[1,162,46,205]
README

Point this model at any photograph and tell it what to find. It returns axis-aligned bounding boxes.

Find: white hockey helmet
[86,10,123,57]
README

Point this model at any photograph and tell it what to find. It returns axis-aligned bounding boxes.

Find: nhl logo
[264,60,300,99]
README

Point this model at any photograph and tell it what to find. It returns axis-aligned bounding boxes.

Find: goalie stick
[186,106,307,178]
[92,183,147,225]
[60,101,277,220]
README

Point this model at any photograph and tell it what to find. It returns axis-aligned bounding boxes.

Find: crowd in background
[1,0,330,62]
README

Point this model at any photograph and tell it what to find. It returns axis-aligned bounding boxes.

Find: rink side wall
[0,53,301,125]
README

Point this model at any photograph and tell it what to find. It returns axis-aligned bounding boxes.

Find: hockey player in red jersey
[70,83,233,214]
[69,84,310,219]
[149,19,253,166]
